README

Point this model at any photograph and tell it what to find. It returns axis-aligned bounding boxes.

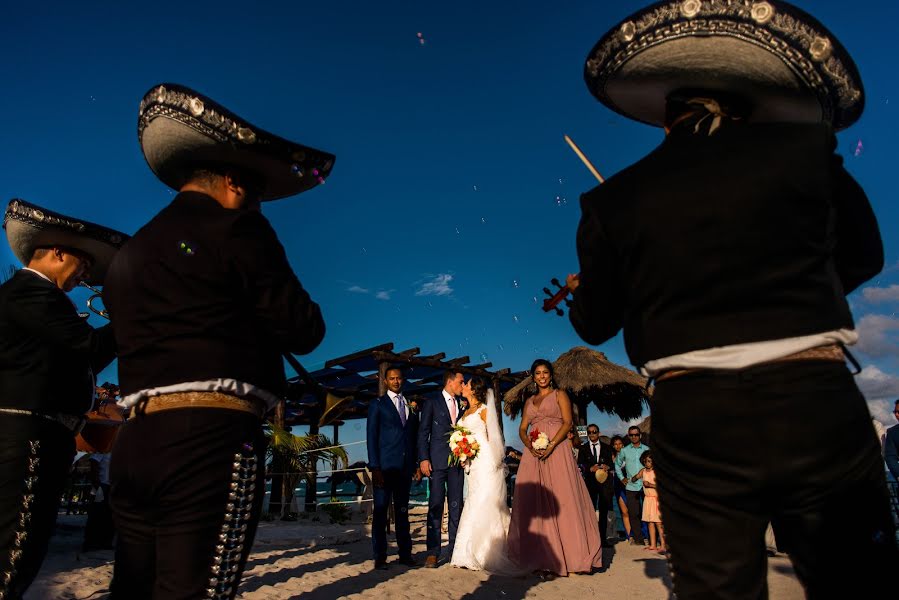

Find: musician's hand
[590,465,600,473]
[566,273,580,292]
[420,460,432,478]
[371,469,385,489]
[413,468,422,482]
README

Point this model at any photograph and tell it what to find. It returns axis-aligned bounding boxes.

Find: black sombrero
[138,84,336,201]
[4,199,129,286]
[584,0,864,130]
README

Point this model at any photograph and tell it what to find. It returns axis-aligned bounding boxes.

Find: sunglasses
[587,430,599,434]
[628,433,641,437]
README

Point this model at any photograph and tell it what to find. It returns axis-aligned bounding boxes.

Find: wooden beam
[418,352,446,361]
[325,342,394,368]
[370,351,519,383]
[446,356,471,365]
[467,362,493,370]
[395,347,420,357]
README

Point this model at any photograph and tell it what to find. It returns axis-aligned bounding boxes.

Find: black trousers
[625,489,645,544]
[0,415,75,600]
[652,361,898,600]
[585,482,612,546]
[372,469,413,560]
[83,483,115,551]
[109,408,266,600]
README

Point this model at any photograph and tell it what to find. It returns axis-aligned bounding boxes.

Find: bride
[450,376,522,573]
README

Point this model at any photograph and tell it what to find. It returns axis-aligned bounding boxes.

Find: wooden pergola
[270,343,527,512]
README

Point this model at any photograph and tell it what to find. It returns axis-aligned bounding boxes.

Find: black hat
[4,199,129,285]
[584,0,864,130]
[138,84,336,201]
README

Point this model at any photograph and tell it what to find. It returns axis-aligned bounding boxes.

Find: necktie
[396,394,406,426]
[449,396,457,422]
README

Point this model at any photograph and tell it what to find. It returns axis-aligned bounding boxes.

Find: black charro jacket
[0,270,116,416]
[570,122,883,367]
[103,192,325,397]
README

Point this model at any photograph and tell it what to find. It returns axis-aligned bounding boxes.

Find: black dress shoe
[397,556,417,567]
[374,558,388,570]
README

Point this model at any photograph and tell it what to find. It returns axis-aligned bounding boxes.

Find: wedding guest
[633,452,664,553]
[577,424,614,547]
[508,359,602,577]
[82,452,115,552]
[610,435,632,541]
[366,366,419,569]
[615,426,648,545]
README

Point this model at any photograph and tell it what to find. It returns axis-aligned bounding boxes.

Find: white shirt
[21,267,51,283]
[442,389,458,421]
[387,390,409,419]
[641,329,857,376]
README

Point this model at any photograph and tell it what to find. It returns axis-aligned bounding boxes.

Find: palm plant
[266,423,348,516]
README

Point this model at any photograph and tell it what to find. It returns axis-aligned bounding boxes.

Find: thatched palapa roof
[503,346,651,421]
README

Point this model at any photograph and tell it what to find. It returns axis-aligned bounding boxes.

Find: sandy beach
[29,507,805,599]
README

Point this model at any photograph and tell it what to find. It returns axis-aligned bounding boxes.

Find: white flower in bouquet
[531,430,550,451]
[447,425,480,467]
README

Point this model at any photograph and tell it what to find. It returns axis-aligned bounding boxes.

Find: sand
[28,508,805,599]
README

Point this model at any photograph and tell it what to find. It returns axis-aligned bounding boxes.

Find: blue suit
[366,394,418,560]
[417,393,464,558]
[885,423,899,482]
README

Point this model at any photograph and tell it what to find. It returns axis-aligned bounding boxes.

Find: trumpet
[78,282,109,319]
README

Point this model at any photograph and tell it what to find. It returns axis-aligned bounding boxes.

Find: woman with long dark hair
[507,359,602,576]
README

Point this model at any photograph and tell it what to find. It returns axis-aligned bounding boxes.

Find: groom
[418,370,465,567]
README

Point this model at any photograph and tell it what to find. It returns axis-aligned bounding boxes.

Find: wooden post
[330,423,340,498]
[271,399,286,517]
[305,415,320,513]
[492,378,504,443]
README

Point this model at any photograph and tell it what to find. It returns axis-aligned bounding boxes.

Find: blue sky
[2,1,897,463]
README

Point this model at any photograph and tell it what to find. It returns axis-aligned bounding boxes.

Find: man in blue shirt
[615,426,649,544]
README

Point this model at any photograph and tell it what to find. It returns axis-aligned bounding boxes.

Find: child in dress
[634,451,665,553]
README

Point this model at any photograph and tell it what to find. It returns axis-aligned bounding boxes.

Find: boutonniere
[408,400,419,414]
[459,398,469,412]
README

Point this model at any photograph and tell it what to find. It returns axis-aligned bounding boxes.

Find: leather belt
[0,408,86,435]
[135,391,266,419]
[654,344,846,383]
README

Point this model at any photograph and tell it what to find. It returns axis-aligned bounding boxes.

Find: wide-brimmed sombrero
[3,199,129,286]
[584,0,864,130]
[138,84,336,201]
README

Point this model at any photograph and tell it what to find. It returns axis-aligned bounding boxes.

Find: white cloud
[374,290,394,301]
[854,314,899,358]
[861,284,899,304]
[347,285,369,294]
[856,366,899,432]
[415,274,454,297]
[857,365,899,402]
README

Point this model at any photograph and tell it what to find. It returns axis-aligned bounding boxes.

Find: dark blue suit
[417,393,463,558]
[885,423,899,482]
[366,393,418,560]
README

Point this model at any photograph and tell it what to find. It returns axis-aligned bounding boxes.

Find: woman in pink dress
[508,359,603,577]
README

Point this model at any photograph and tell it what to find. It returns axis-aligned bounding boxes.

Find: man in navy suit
[885,399,899,482]
[366,366,420,569]
[417,370,464,567]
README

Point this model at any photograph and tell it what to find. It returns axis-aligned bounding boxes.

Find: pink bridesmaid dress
[508,391,603,575]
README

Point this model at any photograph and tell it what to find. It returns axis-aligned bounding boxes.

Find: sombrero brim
[139,84,336,201]
[4,199,129,286]
[585,0,864,130]
[595,469,609,484]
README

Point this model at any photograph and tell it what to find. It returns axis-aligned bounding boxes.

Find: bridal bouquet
[529,428,550,451]
[447,425,480,467]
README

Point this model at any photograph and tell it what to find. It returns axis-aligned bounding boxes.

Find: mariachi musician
[103,84,331,599]
[0,199,126,599]
[568,1,896,597]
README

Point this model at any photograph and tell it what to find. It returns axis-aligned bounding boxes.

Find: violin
[541,276,576,316]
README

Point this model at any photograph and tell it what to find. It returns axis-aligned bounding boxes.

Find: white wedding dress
[450,391,523,574]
